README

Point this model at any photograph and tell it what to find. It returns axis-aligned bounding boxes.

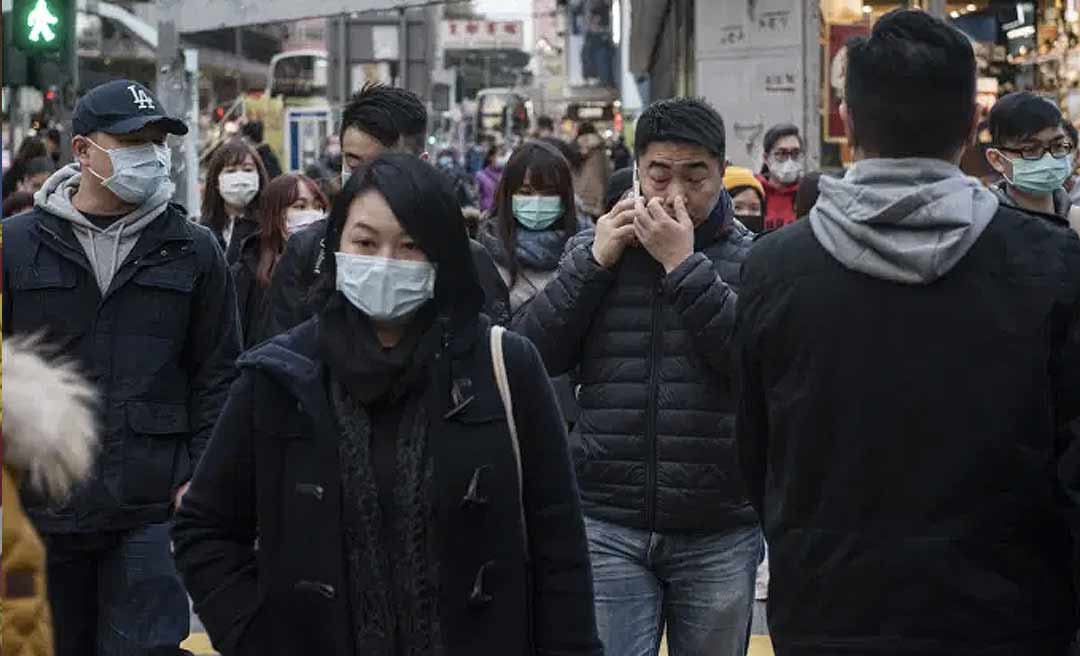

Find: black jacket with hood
[736,158,1080,655]
[513,192,758,532]
[174,153,600,656]
[2,165,242,534]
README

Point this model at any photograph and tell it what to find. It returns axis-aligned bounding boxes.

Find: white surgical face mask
[219,170,260,207]
[335,252,436,322]
[285,208,324,236]
[86,138,172,205]
[770,158,803,186]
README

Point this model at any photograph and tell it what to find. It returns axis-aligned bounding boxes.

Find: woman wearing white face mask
[174,153,603,656]
[230,173,328,348]
[200,139,270,263]
[757,123,805,230]
[478,141,591,428]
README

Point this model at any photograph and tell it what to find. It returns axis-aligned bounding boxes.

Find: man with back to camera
[736,10,1080,655]
[267,83,510,335]
[1,79,241,655]
[514,96,761,656]
[983,92,1080,231]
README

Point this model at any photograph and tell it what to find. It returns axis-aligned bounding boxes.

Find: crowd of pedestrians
[3,8,1080,656]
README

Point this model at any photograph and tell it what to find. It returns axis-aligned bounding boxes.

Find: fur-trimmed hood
[2,336,99,500]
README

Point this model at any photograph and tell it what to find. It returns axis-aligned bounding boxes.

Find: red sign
[824,23,870,144]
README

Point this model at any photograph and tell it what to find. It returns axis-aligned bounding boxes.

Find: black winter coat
[230,232,277,350]
[514,199,758,532]
[207,211,258,266]
[266,220,511,336]
[735,211,1080,655]
[173,318,603,656]
[2,205,242,533]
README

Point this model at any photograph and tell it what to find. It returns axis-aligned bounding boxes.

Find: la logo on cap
[128,84,155,111]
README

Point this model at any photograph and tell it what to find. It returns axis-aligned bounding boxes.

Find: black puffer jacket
[514,195,758,532]
[266,220,511,336]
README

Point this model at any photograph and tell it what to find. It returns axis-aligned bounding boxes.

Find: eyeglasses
[770,148,803,162]
[996,141,1074,161]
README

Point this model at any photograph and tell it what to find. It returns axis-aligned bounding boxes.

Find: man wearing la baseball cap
[2,79,241,655]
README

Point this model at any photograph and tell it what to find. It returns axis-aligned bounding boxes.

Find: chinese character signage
[442,20,524,51]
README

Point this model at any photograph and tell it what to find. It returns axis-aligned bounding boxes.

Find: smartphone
[632,165,641,201]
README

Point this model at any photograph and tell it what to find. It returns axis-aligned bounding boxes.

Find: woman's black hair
[2,191,35,217]
[319,153,484,328]
[484,145,499,168]
[21,156,56,179]
[493,140,579,286]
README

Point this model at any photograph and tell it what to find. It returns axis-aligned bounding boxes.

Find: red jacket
[757,173,799,231]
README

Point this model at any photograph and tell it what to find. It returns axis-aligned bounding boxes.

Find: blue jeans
[585,516,763,656]
[44,522,191,656]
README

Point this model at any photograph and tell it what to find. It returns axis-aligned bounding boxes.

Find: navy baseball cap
[73,80,188,137]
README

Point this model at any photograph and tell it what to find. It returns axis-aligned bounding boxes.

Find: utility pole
[398,7,408,90]
[155,0,197,212]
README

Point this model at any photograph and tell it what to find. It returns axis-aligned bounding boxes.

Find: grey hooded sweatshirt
[809,158,1000,285]
[34,165,174,293]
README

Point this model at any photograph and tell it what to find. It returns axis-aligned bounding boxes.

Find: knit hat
[723,166,764,196]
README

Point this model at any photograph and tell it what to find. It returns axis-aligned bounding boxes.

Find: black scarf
[319,295,444,656]
[318,295,439,404]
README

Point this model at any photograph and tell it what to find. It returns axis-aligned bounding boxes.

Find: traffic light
[12,0,69,55]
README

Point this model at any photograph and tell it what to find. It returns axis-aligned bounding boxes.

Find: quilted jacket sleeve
[663,251,740,374]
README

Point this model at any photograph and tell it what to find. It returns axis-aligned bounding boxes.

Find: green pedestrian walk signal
[12,0,68,55]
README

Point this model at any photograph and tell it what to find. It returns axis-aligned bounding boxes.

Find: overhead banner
[441,20,524,51]
[173,0,431,34]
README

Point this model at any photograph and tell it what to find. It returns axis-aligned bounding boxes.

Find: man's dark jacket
[736,205,1080,655]
[513,195,758,532]
[2,204,241,533]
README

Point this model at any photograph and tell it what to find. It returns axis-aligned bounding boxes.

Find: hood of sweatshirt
[34,164,173,292]
[809,158,1000,285]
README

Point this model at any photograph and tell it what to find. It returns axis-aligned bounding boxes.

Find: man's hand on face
[635,196,694,274]
[592,197,640,269]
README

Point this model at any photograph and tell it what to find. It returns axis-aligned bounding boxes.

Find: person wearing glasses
[985,92,1080,231]
[757,123,805,230]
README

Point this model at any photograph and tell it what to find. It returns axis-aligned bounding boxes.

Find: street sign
[442,20,525,51]
[172,0,431,34]
[12,0,68,54]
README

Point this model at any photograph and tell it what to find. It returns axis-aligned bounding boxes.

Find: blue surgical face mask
[1000,151,1072,197]
[86,138,172,205]
[437,156,455,170]
[512,195,564,231]
[335,253,436,322]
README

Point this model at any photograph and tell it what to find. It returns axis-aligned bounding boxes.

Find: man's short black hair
[340,82,428,155]
[986,92,1063,145]
[538,115,555,130]
[241,120,264,144]
[634,97,726,163]
[846,9,976,159]
[763,123,801,156]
